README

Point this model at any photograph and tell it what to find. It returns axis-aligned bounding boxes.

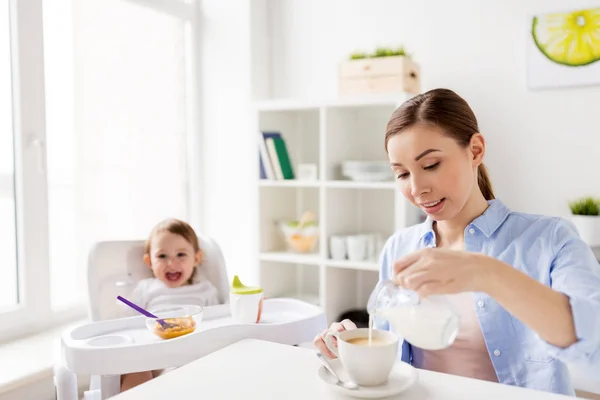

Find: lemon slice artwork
[532,8,600,67]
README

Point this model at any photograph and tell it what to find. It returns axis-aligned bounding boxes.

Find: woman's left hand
[392,248,495,297]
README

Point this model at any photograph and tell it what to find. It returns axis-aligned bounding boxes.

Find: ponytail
[477,163,495,200]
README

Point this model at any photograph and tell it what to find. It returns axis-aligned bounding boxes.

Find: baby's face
[145,232,202,288]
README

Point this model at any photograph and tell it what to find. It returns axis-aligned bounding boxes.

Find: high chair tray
[61,298,326,375]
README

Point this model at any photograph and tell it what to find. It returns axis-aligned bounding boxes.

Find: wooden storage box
[338,56,421,95]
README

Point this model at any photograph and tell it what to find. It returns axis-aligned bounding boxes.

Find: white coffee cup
[365,233,384,261]
[324,328,398,386]
[346,235,367,261]
[329,235,347,260]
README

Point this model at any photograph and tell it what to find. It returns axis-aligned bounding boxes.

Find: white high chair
[54,237,326,400]
[87,235,230,321]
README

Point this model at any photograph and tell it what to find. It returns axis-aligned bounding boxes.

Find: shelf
[259,251,321,265]
[258,180,320,188]
[325,259,379,272]
[253,93,412,112]
[258,180,396,189]
[325,180,396,190]
[258,252,380,272]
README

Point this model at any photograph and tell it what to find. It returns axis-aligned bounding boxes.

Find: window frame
[0,0,53,343]
[0,0,203,343]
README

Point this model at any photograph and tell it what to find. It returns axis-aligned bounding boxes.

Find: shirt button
[493,349,501,357]
[468,228,475,234]
[477,300,485,308]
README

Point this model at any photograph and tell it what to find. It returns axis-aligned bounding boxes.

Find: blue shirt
[375,199,600,395]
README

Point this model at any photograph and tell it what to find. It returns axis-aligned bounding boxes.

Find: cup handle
[324,331,341,358]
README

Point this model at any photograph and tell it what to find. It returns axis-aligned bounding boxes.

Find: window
[0,0,201,342]
[0,3,18,311]
[0,0,53,342]
[45,0,196,310]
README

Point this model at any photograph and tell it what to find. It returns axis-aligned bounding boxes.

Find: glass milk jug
[367,280,460,350]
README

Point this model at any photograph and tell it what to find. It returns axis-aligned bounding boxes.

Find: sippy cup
[229,275,263,323]
[367,279,460,350]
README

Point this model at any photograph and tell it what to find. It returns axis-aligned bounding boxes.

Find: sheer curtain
[44,0,191,309]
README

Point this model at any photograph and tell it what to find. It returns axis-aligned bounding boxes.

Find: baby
[121,218,220,392]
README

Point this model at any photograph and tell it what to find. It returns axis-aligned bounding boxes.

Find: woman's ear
[469,133,485,167]
[194,249,203,266]
[143,254,152,269]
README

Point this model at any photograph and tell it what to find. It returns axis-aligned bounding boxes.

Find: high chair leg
[82,389,101,400]
[99,375,121,399]
[53,364,78,400]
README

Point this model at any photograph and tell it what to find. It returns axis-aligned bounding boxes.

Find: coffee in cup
[324,328,398,386]
[345,336,391,346]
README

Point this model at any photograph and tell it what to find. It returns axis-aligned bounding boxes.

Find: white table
[110,339,581,399]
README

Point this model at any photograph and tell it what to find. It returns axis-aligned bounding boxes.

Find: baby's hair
[144,218,201,256]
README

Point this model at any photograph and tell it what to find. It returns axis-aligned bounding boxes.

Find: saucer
[317,358,418,399]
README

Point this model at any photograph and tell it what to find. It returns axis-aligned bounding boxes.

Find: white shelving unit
[254,93,424,325]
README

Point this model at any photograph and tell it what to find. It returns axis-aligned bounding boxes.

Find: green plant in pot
[568,196,600,246]
[348,46,412,61]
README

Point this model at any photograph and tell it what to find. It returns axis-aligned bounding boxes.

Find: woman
[313,88,600,396]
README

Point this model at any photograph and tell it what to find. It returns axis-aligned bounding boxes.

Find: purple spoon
[117,295,172,329]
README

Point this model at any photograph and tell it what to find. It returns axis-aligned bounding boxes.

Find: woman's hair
[144,218,201,256]
[384,88,495,200]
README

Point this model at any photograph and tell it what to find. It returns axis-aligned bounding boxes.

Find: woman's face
[386,123,483,221]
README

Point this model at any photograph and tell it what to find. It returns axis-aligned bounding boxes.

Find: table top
[111,339,579,400]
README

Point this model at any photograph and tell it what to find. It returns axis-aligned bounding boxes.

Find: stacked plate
[341,161,392,182]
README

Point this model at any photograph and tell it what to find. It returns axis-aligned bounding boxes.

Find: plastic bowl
[145,305,203,340]
[279,221,319,253]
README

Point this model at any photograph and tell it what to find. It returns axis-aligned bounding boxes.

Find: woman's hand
[394,248,579,349]
[392,248,492,297]
[313,319,357,358]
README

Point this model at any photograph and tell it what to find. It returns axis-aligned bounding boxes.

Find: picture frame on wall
[527,7,600,90]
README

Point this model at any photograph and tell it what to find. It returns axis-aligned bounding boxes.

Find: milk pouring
[367,280,460,350]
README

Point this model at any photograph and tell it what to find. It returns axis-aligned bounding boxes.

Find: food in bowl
[145,305,203,340]
[280,220,319,253]
[152,317,196,340]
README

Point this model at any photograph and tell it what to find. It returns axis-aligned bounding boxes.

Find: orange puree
[153,317,196,340]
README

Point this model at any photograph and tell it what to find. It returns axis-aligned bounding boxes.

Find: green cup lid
[231,275,263,295]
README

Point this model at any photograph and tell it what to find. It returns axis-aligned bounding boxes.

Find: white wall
[265,0,600,217]
[200,0,258,283]
[199,0,600,283]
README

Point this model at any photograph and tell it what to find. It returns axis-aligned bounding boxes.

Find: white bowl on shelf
[341,161,392,182]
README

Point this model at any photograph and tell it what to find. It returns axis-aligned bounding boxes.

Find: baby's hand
[312,319,357,358]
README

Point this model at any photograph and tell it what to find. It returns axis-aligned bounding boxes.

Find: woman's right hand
[312,319,357,358]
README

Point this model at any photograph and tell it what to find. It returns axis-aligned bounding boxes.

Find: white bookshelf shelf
[259,251,321,265]
[258,179,397,190]
[325,180,396,190]
[325,259,379,272]
[254,94,422,324]
[258,180,321,188]
[258,251,380,272]
[253,93,412,112]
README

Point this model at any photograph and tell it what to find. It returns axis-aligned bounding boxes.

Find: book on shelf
[258,131,295,180]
